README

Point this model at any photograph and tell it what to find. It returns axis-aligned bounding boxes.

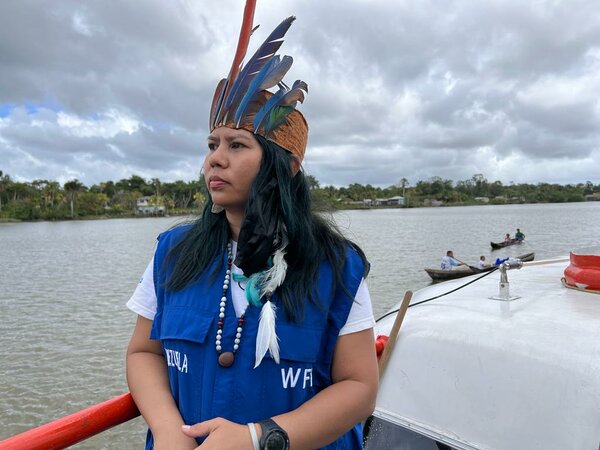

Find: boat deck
[373,257,600,450]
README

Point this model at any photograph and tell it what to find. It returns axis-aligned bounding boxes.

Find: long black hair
[165,135,368,322]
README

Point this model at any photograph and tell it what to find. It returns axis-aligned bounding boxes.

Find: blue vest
[146,226,366,449]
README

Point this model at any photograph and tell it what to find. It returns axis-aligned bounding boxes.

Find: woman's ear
[291,156,301,176]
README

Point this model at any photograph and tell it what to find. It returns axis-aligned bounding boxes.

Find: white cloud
[516,72,600,110]
[56,110,141,138]
[72,12,92,37]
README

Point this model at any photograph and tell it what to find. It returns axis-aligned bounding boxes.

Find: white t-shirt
[127,241,375,336]
[440,255,460,270]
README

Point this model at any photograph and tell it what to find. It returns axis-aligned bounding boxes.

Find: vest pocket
[157,307,214,343]
[276,323,322,363]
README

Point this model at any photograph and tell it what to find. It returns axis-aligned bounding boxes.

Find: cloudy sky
[1,0,599,188]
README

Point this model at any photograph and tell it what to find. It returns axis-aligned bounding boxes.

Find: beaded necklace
[215,242,247,368]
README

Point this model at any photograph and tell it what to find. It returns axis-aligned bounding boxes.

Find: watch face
[264,431,288,450]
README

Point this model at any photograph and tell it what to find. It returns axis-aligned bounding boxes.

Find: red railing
[0,393,140,450]
[0,338,392,449]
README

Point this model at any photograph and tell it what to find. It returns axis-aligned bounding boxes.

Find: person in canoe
[441,250,464,270]
[125,4,378,450]
[504,233,512,244]
[477,255,489,270]
[515,228,525,241]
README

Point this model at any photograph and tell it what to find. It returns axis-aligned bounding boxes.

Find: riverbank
[0,211,196,223]
[2,199,598,223]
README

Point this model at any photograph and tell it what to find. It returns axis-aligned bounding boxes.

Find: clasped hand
[181,417,255,450]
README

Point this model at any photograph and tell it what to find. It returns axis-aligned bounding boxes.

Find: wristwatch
[258,418,290,450]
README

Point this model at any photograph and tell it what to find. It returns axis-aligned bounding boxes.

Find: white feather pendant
[260,246,288,297]
[255,299,280,368]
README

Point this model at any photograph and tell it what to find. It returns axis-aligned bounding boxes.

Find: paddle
[453,257,481,272]
[378,290,413,379]
[364,290,414,444]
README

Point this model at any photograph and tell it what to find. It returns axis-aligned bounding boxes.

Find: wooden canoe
[424,252,535,281]
[491,239,523,250]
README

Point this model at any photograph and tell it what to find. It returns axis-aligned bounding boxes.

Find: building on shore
[585,193,600,201]
[373,196,405,206]
[136,196,166,215]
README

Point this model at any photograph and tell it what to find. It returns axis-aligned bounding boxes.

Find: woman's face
[203,126,263,213]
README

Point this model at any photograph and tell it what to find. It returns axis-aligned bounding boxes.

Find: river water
[1,202,599,448]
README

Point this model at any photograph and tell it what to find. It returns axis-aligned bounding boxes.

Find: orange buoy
[563,249,600,291]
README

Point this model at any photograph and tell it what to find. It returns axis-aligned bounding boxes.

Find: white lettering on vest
[164,348,188,373]
[281,367,301,389]
[281,367,313,389]
[302,368,313,389]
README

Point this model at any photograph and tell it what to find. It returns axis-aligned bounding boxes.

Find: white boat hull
[369,257,600,450]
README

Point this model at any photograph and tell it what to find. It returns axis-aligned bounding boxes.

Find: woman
[126,4,378,450]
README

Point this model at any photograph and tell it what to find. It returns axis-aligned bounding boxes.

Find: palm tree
[0,170,12,212]
[45,181,61,208]
[398,177,409,207]
[151,178,161,199]
[64,179,84,218]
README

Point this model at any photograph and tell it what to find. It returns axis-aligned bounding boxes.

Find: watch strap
[248,422,260,450]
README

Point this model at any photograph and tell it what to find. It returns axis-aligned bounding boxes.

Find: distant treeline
[0,170,598,221]
[310,174,599,210]
[0,171,206,221]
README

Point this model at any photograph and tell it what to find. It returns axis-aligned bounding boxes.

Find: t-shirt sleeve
[338,278,375,336]
[126,257,158,320]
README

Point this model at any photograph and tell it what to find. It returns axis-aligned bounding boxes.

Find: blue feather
[234,55,293,127]
[253,80,308,133]
[259,55,293,92]
[233,272,264,308]
[253,87,286,132]
[234,56,278,126]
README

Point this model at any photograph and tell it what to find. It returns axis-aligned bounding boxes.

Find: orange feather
[214,0,257,127]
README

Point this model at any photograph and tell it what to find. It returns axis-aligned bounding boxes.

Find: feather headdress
[209,1,309,162]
